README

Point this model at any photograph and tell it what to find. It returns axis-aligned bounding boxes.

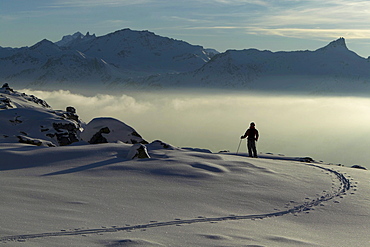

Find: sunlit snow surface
[0,142,369,247]
[0,86,368,246]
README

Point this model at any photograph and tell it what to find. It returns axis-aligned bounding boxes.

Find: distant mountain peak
[320,37,348,51]
[30,39,55,48]
[29,39,61,53]
[55,31,96,47]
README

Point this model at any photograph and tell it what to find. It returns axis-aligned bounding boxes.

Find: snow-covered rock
[0,84,150,147]
[80,117,147,144]
[127,143,150,159]
[0,84,83,146]
[351,164,367,170]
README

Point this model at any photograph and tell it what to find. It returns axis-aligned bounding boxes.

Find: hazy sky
[1,0,370,57]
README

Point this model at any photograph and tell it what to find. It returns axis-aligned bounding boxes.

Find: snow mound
[80,117,147,144]
[146,140,180,150]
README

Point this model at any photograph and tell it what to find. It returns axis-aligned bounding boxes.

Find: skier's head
[250,122,255,128]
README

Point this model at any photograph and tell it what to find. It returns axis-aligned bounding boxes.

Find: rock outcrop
[0,84,83,146]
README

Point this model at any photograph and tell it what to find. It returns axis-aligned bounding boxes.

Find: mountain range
[1,29,370,95]
[146,37,370,94]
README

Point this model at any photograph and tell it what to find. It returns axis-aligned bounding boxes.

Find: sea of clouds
[22,89,370,169]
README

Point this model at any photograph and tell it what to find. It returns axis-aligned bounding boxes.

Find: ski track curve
[0,163,351,243]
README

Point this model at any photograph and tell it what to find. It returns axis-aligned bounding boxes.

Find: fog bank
[22,89,370,169]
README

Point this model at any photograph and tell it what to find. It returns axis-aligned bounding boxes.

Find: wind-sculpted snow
[0,161,351,243]
[0,139,368,246]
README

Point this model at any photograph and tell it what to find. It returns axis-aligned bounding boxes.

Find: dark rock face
[65,106,79,121]
[127,143,150,159]
[2,83,13,92]
[351,165,367,170]
[17,135,55,147]
[88,127,111,144]
[52,122,81,146]
[0,96,12,109]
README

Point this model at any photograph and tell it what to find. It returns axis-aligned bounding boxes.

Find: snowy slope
[0,142,368,246]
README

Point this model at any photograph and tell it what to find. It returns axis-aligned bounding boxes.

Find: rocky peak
[317,37,349,52]
[30,39,59,51]
[55,32,84,47]
[55,31,96,47]
[28,39,62,57]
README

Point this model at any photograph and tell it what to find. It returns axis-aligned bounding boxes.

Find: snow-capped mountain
[62,29,214,73]
[55,31,96,47]
[136,37,370,94]
[0,29,216,91]
[0,39,116,90]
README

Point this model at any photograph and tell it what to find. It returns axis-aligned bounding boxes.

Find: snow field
[0,142,368,246]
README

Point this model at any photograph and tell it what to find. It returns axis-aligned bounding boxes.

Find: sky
[1,0,370,57]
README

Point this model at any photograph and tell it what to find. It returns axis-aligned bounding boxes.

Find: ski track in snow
[0,163,352,243]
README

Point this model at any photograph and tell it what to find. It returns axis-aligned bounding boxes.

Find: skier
[241,122,259,158]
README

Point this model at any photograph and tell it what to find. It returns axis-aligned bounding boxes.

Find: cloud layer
[22,89,370,169]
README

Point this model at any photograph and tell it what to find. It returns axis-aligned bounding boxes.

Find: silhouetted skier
[241,122,259,157]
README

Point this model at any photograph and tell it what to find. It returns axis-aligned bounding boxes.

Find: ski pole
[236,139,242,154]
